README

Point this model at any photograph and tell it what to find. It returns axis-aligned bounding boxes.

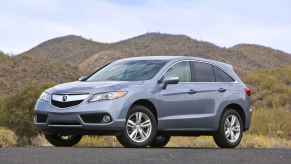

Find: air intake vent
[36,113,48,123]
[80,113,110,124]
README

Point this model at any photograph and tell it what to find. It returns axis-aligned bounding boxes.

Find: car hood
[46,81,144,94]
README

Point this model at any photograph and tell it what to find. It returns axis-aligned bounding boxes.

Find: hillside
[1,33,291,96]
[78,33,291,73]
[0,55,79,96]
[231,44,291,69]
[21,35,108,65]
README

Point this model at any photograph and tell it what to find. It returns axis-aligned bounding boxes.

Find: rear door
[187,61,234,130]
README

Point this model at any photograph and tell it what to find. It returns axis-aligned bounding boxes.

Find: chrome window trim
[160,59,238,84]
[162,60,192,82]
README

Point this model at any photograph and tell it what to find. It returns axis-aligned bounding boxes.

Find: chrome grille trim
[51,94,90,102]
[51,93,90,108]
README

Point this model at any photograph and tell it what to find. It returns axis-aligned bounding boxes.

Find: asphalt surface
[0,147,291,164]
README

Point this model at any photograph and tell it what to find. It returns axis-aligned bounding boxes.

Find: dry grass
[77,136,121,147]
[241,134,291,148]
[249,108,291,139]
[75,134,291,149]
[0,127,17,148]
[168,134,291,148]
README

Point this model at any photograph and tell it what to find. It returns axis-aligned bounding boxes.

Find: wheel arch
[129,99,158,121]
[222,103,247,131]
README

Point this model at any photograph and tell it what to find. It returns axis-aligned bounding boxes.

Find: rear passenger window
[191,62,215,82]
[164,61,191,82]
[213,67,234,82]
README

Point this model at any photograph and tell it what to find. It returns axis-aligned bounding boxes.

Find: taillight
[245,87,252,96]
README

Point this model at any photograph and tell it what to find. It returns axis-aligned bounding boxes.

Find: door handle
[218,88,226,93]
[188,89,197,94]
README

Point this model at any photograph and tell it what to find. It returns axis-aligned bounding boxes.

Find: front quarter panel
[116,82,157,119]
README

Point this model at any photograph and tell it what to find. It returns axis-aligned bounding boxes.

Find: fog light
[102,115,112,123]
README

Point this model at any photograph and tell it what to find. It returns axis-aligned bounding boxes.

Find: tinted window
[164,61,191,82]
[191,62,215,82]
[86,60,167,81]
[213,67,234,82]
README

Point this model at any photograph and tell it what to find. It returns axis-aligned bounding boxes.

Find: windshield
[85,60,168,82]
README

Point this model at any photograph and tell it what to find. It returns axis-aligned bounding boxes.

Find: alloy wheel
[224,114,241,143]
[126,112,152,143]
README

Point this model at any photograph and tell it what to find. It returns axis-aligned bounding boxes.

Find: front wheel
[45,134,82,147]
[117,105,157,148]
[213,109,243,148]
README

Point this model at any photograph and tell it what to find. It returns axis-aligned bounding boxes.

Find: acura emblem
[62,95,68,102]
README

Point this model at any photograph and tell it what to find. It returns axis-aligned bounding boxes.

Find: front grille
[51,100,83,108]
[80,113,109,124]
[36,113,48,123]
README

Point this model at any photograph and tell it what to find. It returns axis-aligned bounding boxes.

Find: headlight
[88,91,127,102]
[39,92,50,101]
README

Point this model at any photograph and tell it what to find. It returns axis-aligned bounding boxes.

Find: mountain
[21,35,108,65]
[78,33,291,73]
[1,33,291,96]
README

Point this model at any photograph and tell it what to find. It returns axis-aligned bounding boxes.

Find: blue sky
[1,0,291,54]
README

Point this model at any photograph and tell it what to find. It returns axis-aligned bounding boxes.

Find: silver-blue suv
[35,56,252,148]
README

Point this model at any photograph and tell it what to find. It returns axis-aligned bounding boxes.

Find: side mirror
[78,76,87,81]
[161,76,179,89]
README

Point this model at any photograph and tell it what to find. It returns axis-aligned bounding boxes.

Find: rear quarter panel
[214,82,251,131]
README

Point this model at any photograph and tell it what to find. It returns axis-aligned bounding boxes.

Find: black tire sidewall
[150,135,171,148]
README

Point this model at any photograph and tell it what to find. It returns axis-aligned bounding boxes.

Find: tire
[117,105,157,148]
[213,109,243,148]
[45,134,82,147]
[150,135,170,148]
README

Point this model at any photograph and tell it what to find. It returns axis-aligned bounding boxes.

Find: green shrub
[0,83,54,145]
[244,66,291,109]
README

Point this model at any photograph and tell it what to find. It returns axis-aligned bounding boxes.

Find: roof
[119,56,184,61]
[119,56,232,68]
[115,55,239,81]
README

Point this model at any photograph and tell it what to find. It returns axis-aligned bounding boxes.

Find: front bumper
[34,99,127,135]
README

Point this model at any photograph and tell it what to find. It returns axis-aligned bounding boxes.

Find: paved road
[0,148,291,164]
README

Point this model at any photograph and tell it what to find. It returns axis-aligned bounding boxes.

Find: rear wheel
[117,105,157,148]
[150,135,170,148]
[45,134,82,147]
[213,109,243,148]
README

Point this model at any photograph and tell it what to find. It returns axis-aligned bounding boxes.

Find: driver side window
[164,61,191,82]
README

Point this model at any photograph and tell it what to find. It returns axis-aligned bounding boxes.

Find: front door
[157,61,201,130]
